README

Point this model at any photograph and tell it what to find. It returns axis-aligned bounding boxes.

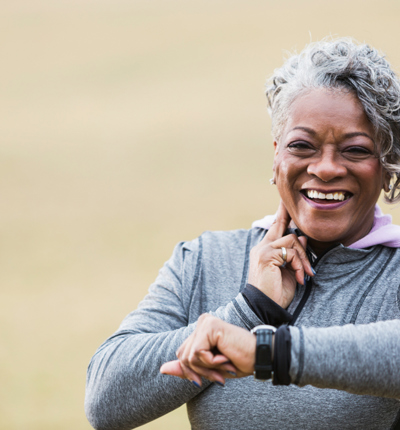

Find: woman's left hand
[160,314,255,387]
[248,201,314,308]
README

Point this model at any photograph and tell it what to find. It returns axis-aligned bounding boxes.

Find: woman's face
[273,88,388,252]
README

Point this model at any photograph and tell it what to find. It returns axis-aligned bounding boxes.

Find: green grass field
[1,1,400,428]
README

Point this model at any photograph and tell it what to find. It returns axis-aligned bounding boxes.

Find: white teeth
[306,190,347,201]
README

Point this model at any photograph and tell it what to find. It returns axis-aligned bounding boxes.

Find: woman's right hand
[248,201,314,309]
[160,314,255,386]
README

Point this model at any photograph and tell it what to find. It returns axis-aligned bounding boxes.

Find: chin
[299,225,348,245]
[307,234,342,245]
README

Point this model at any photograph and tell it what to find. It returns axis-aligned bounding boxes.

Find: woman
[85,38,400,430]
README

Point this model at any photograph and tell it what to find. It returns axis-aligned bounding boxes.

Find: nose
[307,149,347,182]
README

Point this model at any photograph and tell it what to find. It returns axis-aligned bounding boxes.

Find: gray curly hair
[266,37,400,203]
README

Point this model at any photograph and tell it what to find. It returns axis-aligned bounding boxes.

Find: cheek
[274,160,288,193]
[275,156,303,189]
[362,161,383,191]
[274,156,291,180]
[275,162,301,210]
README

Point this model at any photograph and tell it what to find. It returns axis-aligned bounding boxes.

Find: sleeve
[84,238,264,430]
[289,319,400,399]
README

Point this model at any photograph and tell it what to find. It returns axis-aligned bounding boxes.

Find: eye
[287,141,316,156]
[342,146,374,160]
[346,146,370,153]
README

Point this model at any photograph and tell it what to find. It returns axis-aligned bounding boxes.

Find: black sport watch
[250,325,277,381]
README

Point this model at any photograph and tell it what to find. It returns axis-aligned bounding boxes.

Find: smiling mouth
[301,190,352,202]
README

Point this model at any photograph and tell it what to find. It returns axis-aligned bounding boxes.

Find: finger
[160,359,231,385]
[179,361,203,387]
[195,356,243,379]
[177,337,223,386]
[176,344,205,387]
[284,248,307,285]
[215,363,238,377]
[160,360,201,387]
[272,235,314,277]
[264,201,292,242]
[297,235,314,276]
[179,349,227,385]
[176,327,199,364]
[197,350,229,366]
[198,350,236,372]
[180,349,227,383]
[160,360,185,377]
[177,313,215,362]
[184,362,226,386]
[176,333,193,359]
[260,245,305,285]
[255,243,306,286]
[298,234,308,251]
[178,315,223,370]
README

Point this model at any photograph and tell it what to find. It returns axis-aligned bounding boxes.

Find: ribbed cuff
[242,284,293,326]
[272,325,291,385]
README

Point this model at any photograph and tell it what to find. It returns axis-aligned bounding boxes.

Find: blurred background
[1,0,400,428]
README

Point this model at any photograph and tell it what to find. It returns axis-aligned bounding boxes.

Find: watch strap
[251,325,276,381]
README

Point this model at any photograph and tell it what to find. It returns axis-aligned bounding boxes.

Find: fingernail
[311,267,316,275]
[227,371,237,377]
[192,380,201,388]
[214,381,225,387]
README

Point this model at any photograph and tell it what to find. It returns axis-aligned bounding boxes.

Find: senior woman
[85,38,400,430]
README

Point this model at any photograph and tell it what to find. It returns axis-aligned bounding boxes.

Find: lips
[301,189,352,202]
[300,189,353,210]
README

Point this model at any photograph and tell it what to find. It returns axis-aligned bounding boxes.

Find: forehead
[281,88,374,141]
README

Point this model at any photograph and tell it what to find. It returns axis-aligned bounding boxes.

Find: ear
[272,141,278,184]
[272,141,279,172]
[383,171,391,193]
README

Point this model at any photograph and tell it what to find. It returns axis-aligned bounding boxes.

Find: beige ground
[1,1,400,429]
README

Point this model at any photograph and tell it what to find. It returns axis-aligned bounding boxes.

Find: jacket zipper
[289,243,339,326]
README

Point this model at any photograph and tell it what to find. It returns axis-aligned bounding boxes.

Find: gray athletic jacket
[85,227,400,430]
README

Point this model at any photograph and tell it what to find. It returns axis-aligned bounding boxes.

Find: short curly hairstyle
[266,37,400,203]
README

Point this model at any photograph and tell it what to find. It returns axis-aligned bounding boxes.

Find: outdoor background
[2,1,400,429]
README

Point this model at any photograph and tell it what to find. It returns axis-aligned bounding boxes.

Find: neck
[288,220,340,258]
[307,238,341,258]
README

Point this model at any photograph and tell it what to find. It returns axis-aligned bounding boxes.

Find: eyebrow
[291,126,374,142]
